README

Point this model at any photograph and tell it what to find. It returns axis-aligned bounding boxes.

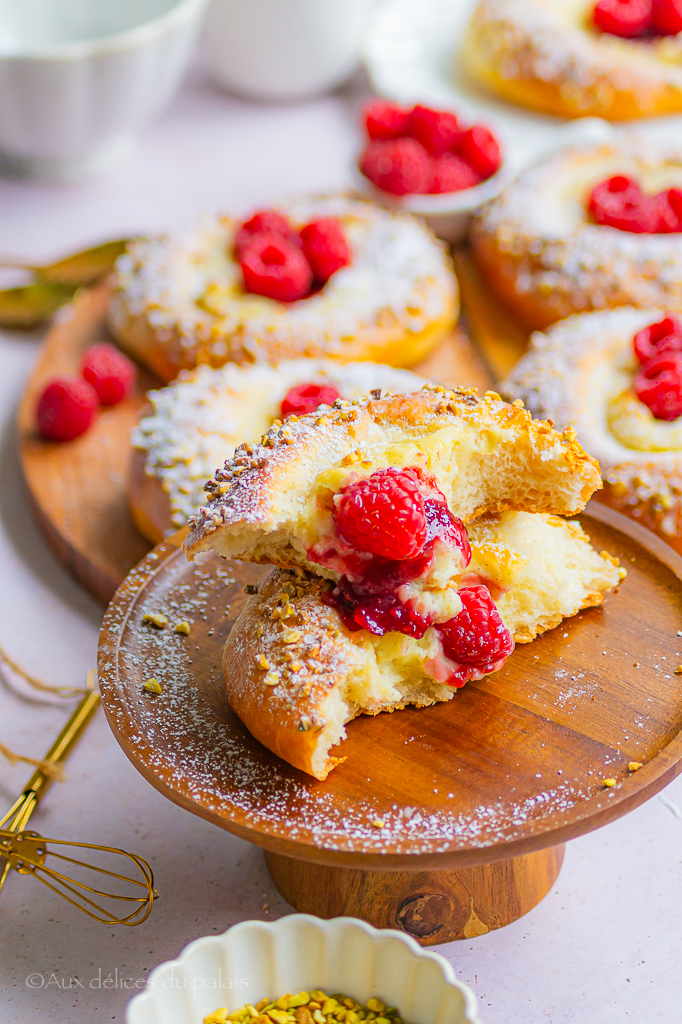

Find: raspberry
[406,104,464,157]
[239,234,312,302]
[655,188,682,233]
[588,175,658,233]
[363,99,409,141]
[652,0,682,33]
[81,343,135,406]
[633,316,682,363]
[634,353,682,420]
[235,209,298,257]
[592,0,653,36]
[36,376,98,441]
[359,138,432,196]
[424,500,472,567]
[334,467,427,560]
[300,218,351,282]
[428,153,481,194]
[457,125,502,180]
[439,585,514,685]
[281,382,341,418]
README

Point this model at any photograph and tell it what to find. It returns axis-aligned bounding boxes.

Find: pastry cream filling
[608,388,682,451]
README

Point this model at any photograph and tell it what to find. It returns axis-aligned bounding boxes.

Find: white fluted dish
[0,0,207,183]
[126,914,481,1024]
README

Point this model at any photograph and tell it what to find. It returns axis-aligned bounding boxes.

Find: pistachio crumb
[603,778,617,788]
[173,620,190,635]
[142,612,168,628]
[256,654,271,671]
[143,678,162,694]
[628,761,643,771]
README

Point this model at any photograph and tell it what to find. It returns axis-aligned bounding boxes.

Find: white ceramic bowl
[126,914,481,1024]
[0,0,207,183]
[205,0,371,101]
[355,116,616,244]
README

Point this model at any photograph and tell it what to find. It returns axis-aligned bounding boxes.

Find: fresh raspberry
[633,316,682,363]
[652,0,682,33]
[239,234,312,302]
[592,0,653,36]
[36,376,98,441]
[235,209,298,257]
[359,138,432,196]
[428,153,481,194]
[587,175,658,233]
[363,99,409,141]
[655,188,682,233]
[634,353,682,420]
[406,104,464,157]
[424,500,472,567]
[81,343,135,406]
[281,382,341,418]
[438,585,514,686]
[334,467,428,560]
[457,125,502,180]
[299,218,351,282]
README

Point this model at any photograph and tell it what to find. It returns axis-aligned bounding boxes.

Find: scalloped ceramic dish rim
[126,914,482,1024]
[0,0,206,61]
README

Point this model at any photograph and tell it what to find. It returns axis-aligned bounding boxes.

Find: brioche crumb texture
[224,512,623,780]
[184,385,600,569]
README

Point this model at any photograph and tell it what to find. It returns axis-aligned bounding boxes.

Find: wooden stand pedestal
[265,845,565,945]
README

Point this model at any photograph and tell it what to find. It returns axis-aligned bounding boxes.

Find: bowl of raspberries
[357,99,505,242]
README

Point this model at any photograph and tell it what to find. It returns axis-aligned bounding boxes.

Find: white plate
[126,914,481,1024]
[364,0,682,183]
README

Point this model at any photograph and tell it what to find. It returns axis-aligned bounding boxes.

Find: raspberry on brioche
[109,195,458,383]
[183,386,622,780]
[463,0,682,121]
[131,359,427,543]
[501,306,682,554]
[472,140,682,331]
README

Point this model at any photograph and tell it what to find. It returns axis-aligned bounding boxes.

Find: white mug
[205,0,371,101]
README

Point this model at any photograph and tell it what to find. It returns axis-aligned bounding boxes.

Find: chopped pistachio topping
[204,992,408,1024]
[142,612,168,628]
[143,678,162,694]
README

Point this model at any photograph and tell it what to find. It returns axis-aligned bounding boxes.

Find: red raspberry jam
[315,467,513,687]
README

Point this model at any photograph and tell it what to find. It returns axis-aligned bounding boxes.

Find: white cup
[205,0,371,101]
[0,0,207,183]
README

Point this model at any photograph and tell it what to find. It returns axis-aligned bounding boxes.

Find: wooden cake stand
[16,254,519,606]
[98,503,682,945]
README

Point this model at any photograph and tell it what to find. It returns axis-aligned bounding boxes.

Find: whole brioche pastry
[130,359,427,543]
[463,0,682,121]
[472,141,682,331]
[109,195,458,383]
[183,386,623,779]
[501,306,682,554]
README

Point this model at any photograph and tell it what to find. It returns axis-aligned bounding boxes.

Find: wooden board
[97,503,682,873]
[17,280,494,605]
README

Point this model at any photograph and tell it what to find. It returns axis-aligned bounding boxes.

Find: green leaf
[37,238,130,285]
[0,281,77,329]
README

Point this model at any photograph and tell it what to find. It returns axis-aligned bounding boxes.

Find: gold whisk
[0,670,156,925]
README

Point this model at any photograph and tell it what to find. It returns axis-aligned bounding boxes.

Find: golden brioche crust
[472,142,682,331]
[500,306,682,553]
[183,385,602,567]
[109,195,459,383]
[463,0,682,120]
[130,359,428,543]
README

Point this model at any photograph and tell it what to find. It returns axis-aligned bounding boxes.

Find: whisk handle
[24,680,101,803]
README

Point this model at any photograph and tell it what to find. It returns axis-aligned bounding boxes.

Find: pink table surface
[1,57,681,1024]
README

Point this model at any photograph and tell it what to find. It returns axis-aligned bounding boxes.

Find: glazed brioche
[463,0,682,120]
[500,306,682,553]
[183,386,602,570]
[472,141,682,331]
[226,512,623,780]
[109,195,458,383]
[130,359,427,542]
